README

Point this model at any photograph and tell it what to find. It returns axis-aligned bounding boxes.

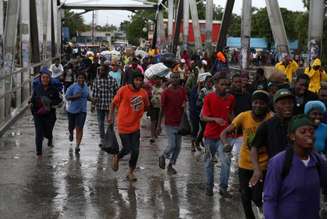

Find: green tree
[62,9,87,38]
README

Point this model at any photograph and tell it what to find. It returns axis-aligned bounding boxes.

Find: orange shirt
[113,85,149,134]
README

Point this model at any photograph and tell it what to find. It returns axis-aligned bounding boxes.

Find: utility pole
[183,0,189,50]
[307,0,324,64]
[92,10,96,45]
[265,0,289,55]
[240,0,251,70]
[205,0,213,54]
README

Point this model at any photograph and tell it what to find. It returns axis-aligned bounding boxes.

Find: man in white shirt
[49,58,64,79]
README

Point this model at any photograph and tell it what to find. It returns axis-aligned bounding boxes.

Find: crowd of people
[30,47,327,219]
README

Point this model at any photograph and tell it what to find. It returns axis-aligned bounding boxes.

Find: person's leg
[75,113,87,153]
[163,125,176,159]
[189,113,199,152]
[127,131,140,181]
[217,139,232,193]
[159,125,176,169]
[204,138,219,195]
[196,121,206,148]
[170,129,182,165]
[97,109,106,145]
[67,112,75,142]
[47,112,56,146]
[112,133,131,171]
[239,168,256,219]
[34,116,44,156]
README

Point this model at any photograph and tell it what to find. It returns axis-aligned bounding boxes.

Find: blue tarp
[227,37,268,48]
[227,37,299,50]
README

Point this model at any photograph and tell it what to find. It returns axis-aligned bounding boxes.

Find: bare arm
[220,124,236,146]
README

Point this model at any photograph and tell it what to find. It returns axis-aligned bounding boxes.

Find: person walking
[91,65,118,147]
[263,114,326,219]
[149,76,163,143]
[65,72,92,154]
[109,70,149,181]
[304,58,327,93]
[30,67,62,157]
[157,72,187,175]
[250,89,295,187]
[49,58,64,80]
[201,75,235,197]
[220,90,272,219]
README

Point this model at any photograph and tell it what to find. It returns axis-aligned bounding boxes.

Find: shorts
[149,106,160,122]
[68,112,87,129]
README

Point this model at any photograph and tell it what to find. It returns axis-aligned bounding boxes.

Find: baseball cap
[273,88,294,103]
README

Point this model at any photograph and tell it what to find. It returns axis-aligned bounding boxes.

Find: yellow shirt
[275,60,299,83]
[304,67,327,93]
[231,111,272,170]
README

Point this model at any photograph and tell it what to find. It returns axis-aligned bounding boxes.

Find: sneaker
[112,155,119,171]
[219,188,232,198]
[206,187,214,196]
[127,173,137,182]
[159,155,166,169]
[69,132,73,142]
[167,165,177,175]
[150,138,155,143]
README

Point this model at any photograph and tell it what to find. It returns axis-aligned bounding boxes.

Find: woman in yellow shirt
[304,58,327,93]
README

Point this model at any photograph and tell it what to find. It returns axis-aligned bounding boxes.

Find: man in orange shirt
[108,70,149,181]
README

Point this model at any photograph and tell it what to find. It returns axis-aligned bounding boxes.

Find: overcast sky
[64,0,306,27]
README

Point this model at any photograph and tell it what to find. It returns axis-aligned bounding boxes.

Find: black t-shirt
[251,116,289,158]
[230,91,252,116]
[290,88,318,115]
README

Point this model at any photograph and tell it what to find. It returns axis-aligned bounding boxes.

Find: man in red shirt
[201,75,235,196]
[157,72,187,174]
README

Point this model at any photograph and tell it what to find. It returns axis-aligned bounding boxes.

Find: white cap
[181,59,186,64]
[202,60,208,65]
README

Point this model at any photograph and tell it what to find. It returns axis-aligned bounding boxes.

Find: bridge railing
[0,55,62,136]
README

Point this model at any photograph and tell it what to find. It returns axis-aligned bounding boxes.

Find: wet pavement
[0,108,255,219]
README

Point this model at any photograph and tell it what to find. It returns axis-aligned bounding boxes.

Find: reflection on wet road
[0,109,249,219]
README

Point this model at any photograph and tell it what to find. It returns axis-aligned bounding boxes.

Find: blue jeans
[163,125,182,165]
[204,138,232,190]
[97,109,108,141]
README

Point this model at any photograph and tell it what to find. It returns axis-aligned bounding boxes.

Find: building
[76,31,112,45]
[150,19,221,45]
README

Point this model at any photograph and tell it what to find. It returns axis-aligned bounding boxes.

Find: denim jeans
[204,138,232,190]
[163,125,182,165]
[97,109,108,141]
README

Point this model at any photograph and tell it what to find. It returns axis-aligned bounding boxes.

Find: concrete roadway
[0,108,258,219]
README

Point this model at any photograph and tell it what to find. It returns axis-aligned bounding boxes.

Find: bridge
[0,1,325,218]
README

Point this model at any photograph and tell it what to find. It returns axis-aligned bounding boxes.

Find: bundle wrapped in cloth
[197,72,212,83]
[145,63,170,79]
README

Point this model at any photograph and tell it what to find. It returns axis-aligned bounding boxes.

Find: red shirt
[202,92,235,139]
[161,86,187,127]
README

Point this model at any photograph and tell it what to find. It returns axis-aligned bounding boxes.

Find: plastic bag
[102,125,119,154]
[144,63,169,79]
[177,112,191,136]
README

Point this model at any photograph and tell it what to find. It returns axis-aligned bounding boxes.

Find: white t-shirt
[50,64,64,78]
[301,156,310,167]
